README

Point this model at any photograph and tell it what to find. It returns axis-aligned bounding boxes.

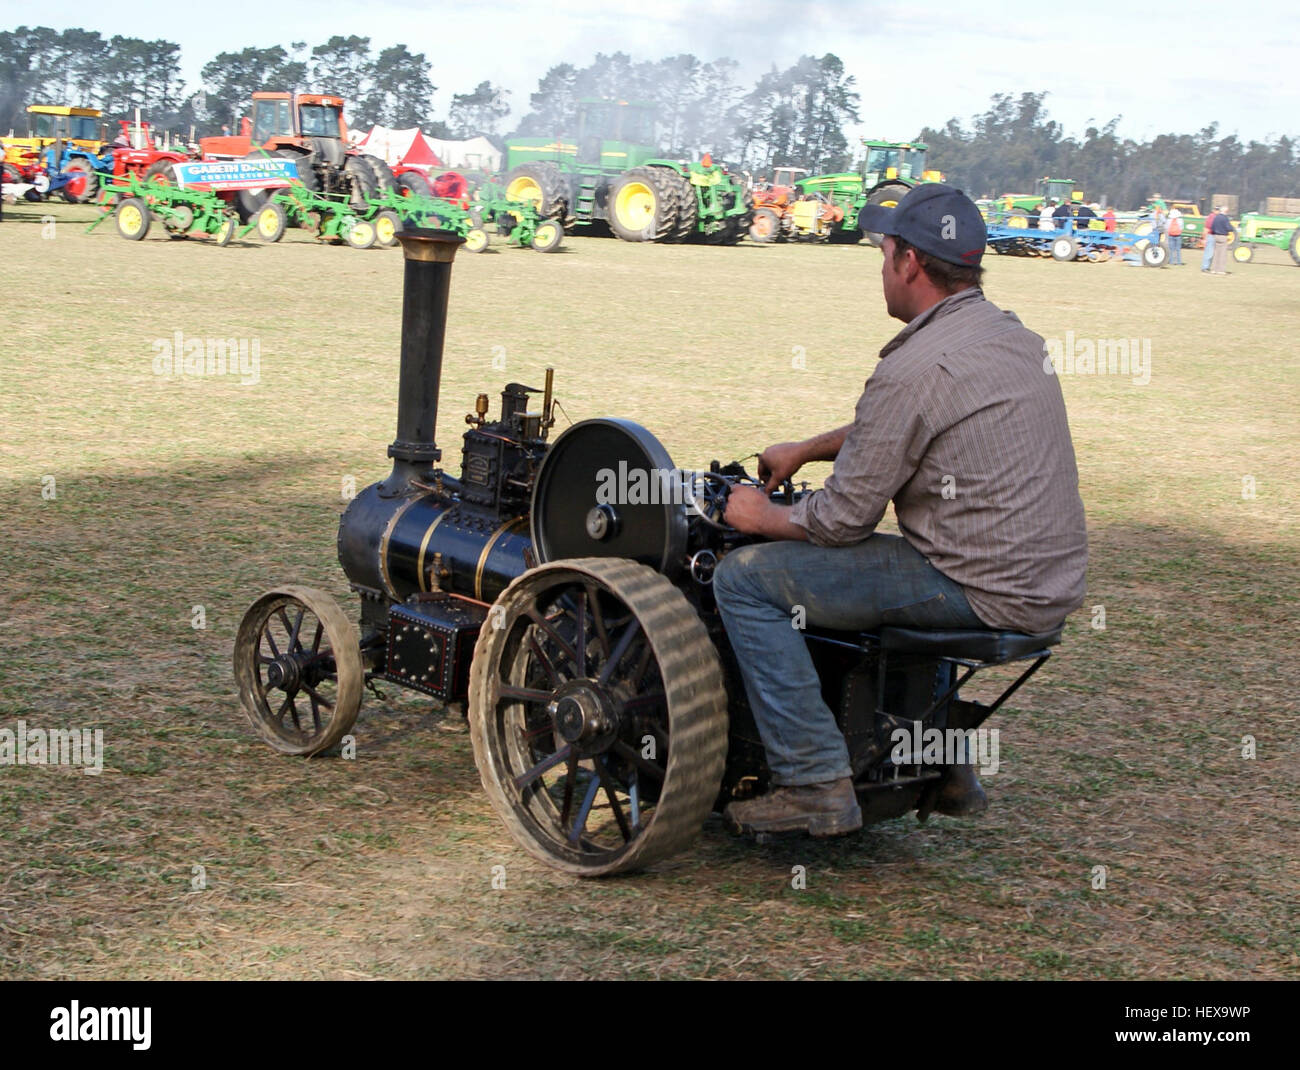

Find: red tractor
[199,91,426,219]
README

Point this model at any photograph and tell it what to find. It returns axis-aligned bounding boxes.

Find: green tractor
[993,178,1083,227]
[795,140,944,246]
[501,99,751,244]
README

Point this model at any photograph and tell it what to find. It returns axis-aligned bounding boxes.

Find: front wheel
[531,218,564,253]
[1232,243,1254,264]
[343,218,376,249]
[214,215,237,247]
[373,209,402,247]
[465,226,490,253]
[1050,235,1078,261]
[255,201,287,243]
[233,586,363,756]
[1142,242,1167,267]
[748,206,781,243]
[469,558,729,876]
[116,197,151,240]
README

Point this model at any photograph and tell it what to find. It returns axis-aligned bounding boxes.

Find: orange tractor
[748,166,845,242]
[199,91,428,220]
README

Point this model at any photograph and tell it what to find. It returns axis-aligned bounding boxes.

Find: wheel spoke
[514,742,572,790]
[287,695,302,732]
[593,756,632,842]
[585,585,611,659]
[263,627,281,659]
[288,607,306,652]
[611,739,665,782]
[311,620,323,654]
[559,751,578,828]
[527,605,580,675]
[301,683,334,711]
[307,690,322,730]
[599,620,642,686]
[274,693,293,724]
[500,684,554,705]
[526,634,563,688]
[622,690,666,713]
[574,589,587,675]
[568,773,601,844]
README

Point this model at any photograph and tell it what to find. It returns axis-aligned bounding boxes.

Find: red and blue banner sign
[174,159,297,191]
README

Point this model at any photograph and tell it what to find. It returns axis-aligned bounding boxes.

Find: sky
[7,0,1300,145]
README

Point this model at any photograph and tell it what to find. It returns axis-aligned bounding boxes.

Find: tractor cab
[203,93,347,162]
[573,99,657,168]
[861,141,940,185]
[3,105,105,167]
[1036,177,1082,204]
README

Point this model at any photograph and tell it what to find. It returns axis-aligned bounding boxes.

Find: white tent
[423,136,502,174]
[354,126,443,170]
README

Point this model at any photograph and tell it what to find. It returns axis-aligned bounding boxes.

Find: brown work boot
[935,759,988,816]
[724,777,863,838]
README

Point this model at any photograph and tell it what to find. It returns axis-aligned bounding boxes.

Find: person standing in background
[1202,207,1220,271]
[1166,207,1184,265]
[1209,207,1235,274]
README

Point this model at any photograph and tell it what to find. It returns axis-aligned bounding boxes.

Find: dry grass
[1,200,1297,979]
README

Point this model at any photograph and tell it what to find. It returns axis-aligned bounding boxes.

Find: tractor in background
[797,139,944,245]
[748,166,845,243]
[993,177,1083,227]
[501,98,751,244]
[200,91,397,220]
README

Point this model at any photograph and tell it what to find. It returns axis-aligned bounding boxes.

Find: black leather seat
[878,626,1063,663]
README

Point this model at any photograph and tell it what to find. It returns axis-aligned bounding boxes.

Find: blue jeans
[1166,233,1183,264]
[1202,234,1216,270]
[712,535,985,786]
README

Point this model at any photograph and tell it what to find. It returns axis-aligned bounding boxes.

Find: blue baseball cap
[858,182,986,267]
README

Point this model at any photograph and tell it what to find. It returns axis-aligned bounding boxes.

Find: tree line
[2,27,1296,206]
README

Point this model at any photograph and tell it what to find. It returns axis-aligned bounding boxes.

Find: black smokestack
[383,227,465,493]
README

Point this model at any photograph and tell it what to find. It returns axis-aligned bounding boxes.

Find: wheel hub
[548,680,620,754]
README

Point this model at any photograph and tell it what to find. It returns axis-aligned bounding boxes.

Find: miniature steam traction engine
[235,228,1061,876]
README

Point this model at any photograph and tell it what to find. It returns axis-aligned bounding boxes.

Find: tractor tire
[361,156,398,196]
[504,162,569,224]
[608,166,679,243]
[396,170,433,199]
[1290,227,1300,266]
[1050,235,1078,261]
[668,169,696,241]
[61,158,99,204]
[343,217,376,250]
[342,156,376,210]
[827,222,861,244]
[1142,242,1167,267]
[142,159,176,187]
[861,182,911,247]
[1232,243,1253,264]
[373,209,402,248]
[115,197,151,241]
[531,217,564,253]
[255,201,288,243]
[237,149,315,221]
[465,227,490,253]
[749,206,781,243]
[2,163,21,185]
[1007,208,1032,229]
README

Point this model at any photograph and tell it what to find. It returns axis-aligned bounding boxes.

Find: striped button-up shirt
[787,287,1087,635]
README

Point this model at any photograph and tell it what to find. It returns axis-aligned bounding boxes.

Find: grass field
[1,200,1297,980]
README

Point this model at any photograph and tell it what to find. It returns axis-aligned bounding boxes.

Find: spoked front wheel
[234,586,363,755]
[469,558,728,876]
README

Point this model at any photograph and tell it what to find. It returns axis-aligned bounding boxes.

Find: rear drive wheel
[608,166,679,243]
[469,558,729,876]
[504,162,569,223]
[396,170,433,199]
[62,158,99,203]
[142,159,177,187]
[115,197,150,240]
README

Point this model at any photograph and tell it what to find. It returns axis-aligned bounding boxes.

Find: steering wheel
[686,469,777,530]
